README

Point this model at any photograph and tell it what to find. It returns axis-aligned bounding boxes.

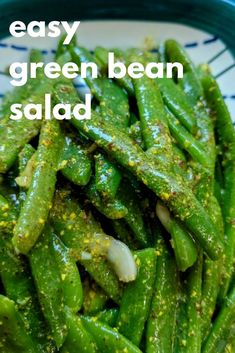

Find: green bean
[0,295,40,353]
[52,234,83,313]
[164,39,202,95]
[202,285,235,353]
[12,118,63,254]
[117,248,156,346]
[201,72,235,300]
[54,80,223,260]
[81,316,142,353]
[157,77,197,133]
[111,218,139,249]
[133,73,172,158]
[55,33,77,59]
[173,284,188,352]
[99,78,130,129]
[146,238,179,353]
[86,177,128,219]
[83,278,108,315]
[70,46,103,99]
[128,121,145,149]
[29,226,67,348]
[59,134,92,186]
[201,256,221,338]
[166,109,210,168]
[94,46,134,95]
[81,258,122,304]
[118,179,150,247]
[0,115,40,174]
[214,159,224,207]
[61,309,98,353]
[0,234,51,351]
[94,308,119,327]
[218,164,235,300]
[181,253,203,353]
[179,71,204,104]
[95,153,122,199]
[156,201,197,271]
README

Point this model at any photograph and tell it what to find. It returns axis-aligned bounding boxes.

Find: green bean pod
[59,134,92,186]
[0,295,41,353]
[95,153,122,199]
[166,110,210,168]
[156,201,197,272]
[83,278,108,315]
[146,238,179,353]
[94,308,119,327]
[181,253,203,353]
[81,316,142,353]
[201,72,235,300]
[157,77,197,133]
[116,248,156,346]
[202,286,235,353]
[61,309,98,353]
[12,118,63,254]
[29,227,67,348]
[52,234,83,313]
[0,234,52,351]
[118,179,150,247]
[86,178,128,219]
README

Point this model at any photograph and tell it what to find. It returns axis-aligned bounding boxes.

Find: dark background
[0,0,234,55]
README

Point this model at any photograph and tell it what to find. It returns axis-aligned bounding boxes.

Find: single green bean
[166,109,210,168]
[181,253,203,353]
[81,316,142,353]
[201,72,235,300]
[12,118,63,254]
[117,248,156,346]
[52,234,83,312]
[95,153,122,199]
[157,77,197,133]
[59,134,92,186]
[146,238,179,353]
[29,226,67,348]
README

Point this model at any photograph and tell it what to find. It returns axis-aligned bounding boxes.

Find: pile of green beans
[0,36,234,353]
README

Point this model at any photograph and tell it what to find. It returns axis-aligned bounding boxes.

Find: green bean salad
[0,37,235,353]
